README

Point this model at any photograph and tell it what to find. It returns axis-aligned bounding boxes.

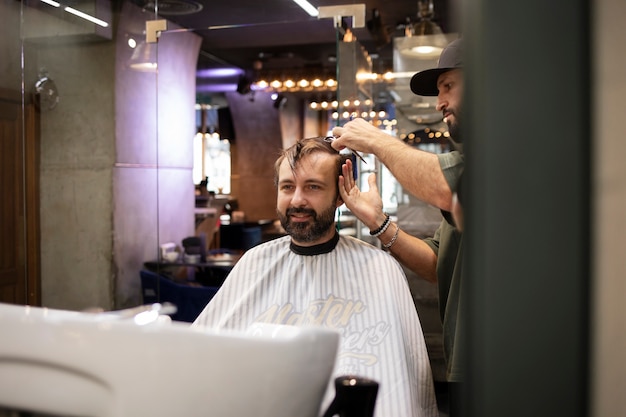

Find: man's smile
[287,208,316,223]
[290,213,312,222]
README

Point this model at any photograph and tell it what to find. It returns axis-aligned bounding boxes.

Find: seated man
[192,137,438,417]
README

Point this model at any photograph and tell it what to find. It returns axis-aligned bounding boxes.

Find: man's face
[276,152,342,246]
[436,69,463,141]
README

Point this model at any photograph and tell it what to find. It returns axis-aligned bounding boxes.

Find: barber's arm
[339,159,438,283]
[331,118,453,212]
[376,224,438,283]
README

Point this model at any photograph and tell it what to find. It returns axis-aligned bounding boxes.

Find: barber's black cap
[410,38,463,96]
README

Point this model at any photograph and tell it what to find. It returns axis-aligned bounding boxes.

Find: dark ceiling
[133,0,458,94]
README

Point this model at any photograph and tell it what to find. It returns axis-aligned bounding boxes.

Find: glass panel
[115,0,162,308]
[2,0,163,311]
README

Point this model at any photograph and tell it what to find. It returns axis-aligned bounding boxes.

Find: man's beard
[278,204,337,243]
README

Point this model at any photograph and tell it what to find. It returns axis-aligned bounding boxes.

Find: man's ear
[335,194,344,208]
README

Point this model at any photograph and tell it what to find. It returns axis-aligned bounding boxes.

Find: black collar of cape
[289,231,340,256]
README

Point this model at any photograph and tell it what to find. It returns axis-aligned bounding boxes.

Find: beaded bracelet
[369,213,391,237]
[382,223,400,249]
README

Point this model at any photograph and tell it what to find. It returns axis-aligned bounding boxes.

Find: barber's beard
[278,204,337,243]
[448,122,460,142]
[446,109,462,144]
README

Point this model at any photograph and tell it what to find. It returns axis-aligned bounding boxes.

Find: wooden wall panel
[226,92,283,222]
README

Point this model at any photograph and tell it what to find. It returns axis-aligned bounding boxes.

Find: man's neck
[289,231,340,256]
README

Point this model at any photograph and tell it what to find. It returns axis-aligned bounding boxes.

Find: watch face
[35,76,60,110]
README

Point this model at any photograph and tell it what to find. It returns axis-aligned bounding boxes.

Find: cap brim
[410,67,454,96]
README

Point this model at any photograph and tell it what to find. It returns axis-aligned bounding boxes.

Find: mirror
[1,0,454,313]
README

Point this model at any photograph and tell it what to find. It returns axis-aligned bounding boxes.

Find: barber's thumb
[367,173,378,191]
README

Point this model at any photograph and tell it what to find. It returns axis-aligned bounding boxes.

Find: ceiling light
[64,6,109,27]
[254,74,338,93]
[196,68,243,78]
[291,0,319,17]
[399,0,448,59]
[128,42,157,72]
[39,0,60,7]
[273,94,287,109]
[38,0,109,27]
[256,80,269,89]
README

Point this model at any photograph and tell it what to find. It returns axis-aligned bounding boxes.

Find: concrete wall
[0,1,22,90]
[37,40,116,310]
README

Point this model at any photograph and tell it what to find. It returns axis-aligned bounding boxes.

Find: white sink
[0,302,339,417]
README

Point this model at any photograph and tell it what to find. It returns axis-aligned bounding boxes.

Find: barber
[331,38,465,416]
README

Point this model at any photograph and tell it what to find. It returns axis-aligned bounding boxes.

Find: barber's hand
[331,118,384,155]
[338,159,385,231]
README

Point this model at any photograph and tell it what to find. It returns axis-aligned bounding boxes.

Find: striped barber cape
[192,234,438,417]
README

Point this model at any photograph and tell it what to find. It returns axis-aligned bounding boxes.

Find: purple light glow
[196,68,243,78]
[196,83,238,93]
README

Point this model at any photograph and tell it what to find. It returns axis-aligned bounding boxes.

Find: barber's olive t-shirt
[423,150,465,383]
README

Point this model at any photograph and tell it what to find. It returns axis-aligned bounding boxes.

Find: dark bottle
[322,375,379,417]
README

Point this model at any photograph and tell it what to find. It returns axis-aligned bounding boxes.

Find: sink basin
[0,302,339,417]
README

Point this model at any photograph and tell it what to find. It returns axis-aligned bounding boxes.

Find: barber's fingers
[341,159,355,186]
[338,175,349,200]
